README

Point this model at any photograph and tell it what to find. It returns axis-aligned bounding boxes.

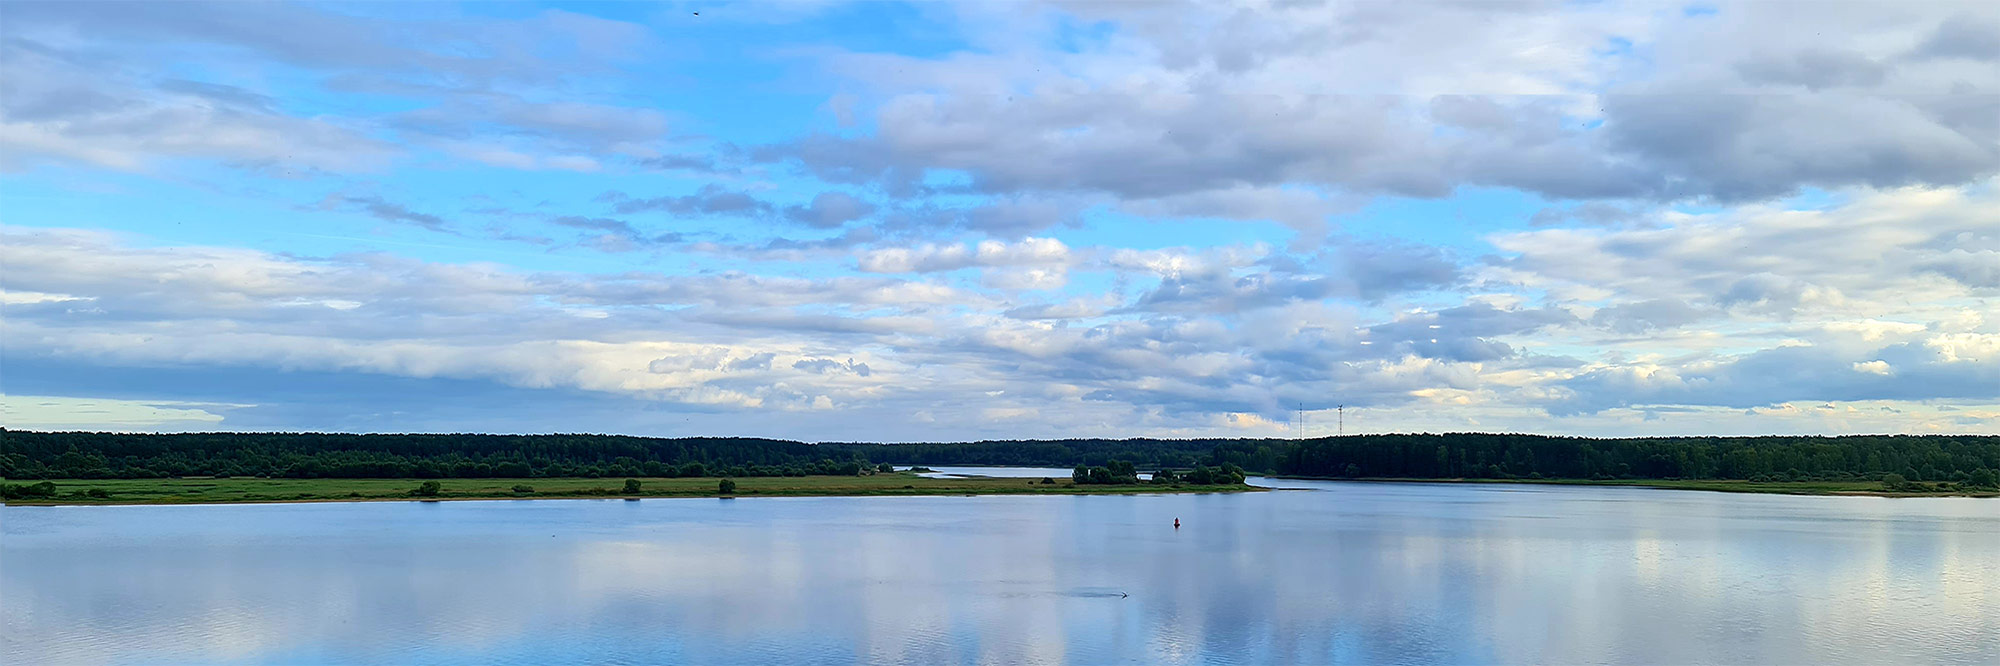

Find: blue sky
[3,0,1997,439]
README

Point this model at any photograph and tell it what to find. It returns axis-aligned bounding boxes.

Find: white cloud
[0,395,242,430]
[857,237,1073,273]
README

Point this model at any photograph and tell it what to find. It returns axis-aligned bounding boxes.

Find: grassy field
[1328,476,1999,497]
[0,473,1261,506]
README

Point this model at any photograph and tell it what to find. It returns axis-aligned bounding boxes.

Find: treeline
[832,438,1224,469]
[1243,433,2000,485]
[3,430,1997,485]
[0,431,875,480]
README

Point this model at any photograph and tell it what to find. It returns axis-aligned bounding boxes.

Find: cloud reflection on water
[3,485,1996,664]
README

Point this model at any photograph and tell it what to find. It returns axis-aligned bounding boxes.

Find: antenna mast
[1338,404,1345,436]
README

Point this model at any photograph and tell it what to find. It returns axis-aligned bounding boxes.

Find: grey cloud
[549,216,683,251]
[320,195,450,232]
[1551,341,2000,415]
[1362,303,1578,362]
[3,3,655,173]
[773,3,2000,208]
[1912,16,2000,61]
[727,353,776,371]
[783,192,877,228]
[1920,249,2000,288]
[872,196,1086,236]
[1590,299,1711,334]
[606,185,774,217]
[637,151,751,176]
[1733,49,1889,90]
[1528,202,1646,228]
[1718,272,1816,313]
[781,93,1455,201]
[6,1,643,85]
[1600,90,2000,201]
[1127,241,1458,314]
[1,39,397,172]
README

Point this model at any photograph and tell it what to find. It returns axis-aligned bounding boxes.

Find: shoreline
[0,474,1263,507]
[1260,475,1999,498]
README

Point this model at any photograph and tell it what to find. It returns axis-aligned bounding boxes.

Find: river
[3,470,1994,664]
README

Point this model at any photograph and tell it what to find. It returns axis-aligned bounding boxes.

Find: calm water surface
[4,473,1995,665]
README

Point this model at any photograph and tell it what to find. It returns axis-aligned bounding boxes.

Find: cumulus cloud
[793,358,872,377]
[9,1,1999,438]
[771,1,2000,206]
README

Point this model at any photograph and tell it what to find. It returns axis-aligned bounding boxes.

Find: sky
[1,0,1997,440]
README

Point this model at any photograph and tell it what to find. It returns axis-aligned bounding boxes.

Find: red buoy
[1174,518,1180,529]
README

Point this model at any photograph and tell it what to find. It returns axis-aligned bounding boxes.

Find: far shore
[0,473,1262,506]
[1263,475,1999,498]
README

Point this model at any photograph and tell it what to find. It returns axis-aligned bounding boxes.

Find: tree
[1072,464,1089,483]
[877,462,895,473]
[410,480,442,497]
[717,478,737,494]
[1967,468,1997,489]
[1881,473,1908,491]
[622,479,643,494]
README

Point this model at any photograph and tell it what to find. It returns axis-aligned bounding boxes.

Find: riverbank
[1272,475,1999,497]
[0,473,1262,506]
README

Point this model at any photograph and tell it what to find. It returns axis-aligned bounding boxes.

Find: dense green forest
[2,430,1996,487]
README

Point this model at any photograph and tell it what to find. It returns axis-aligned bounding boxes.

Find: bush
[877,462,894,473]
[86,488,110,499]
[410,480,442,497]
[1881,473,1908,491]
[622,479,643,494]
[1040,477,1056,485]
[1,481,60,500]
[718,478,737,494]
[511,484,535,494]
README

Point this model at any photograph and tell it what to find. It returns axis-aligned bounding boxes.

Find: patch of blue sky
[1331,187,1550,252]
[1048,14,1119,54]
